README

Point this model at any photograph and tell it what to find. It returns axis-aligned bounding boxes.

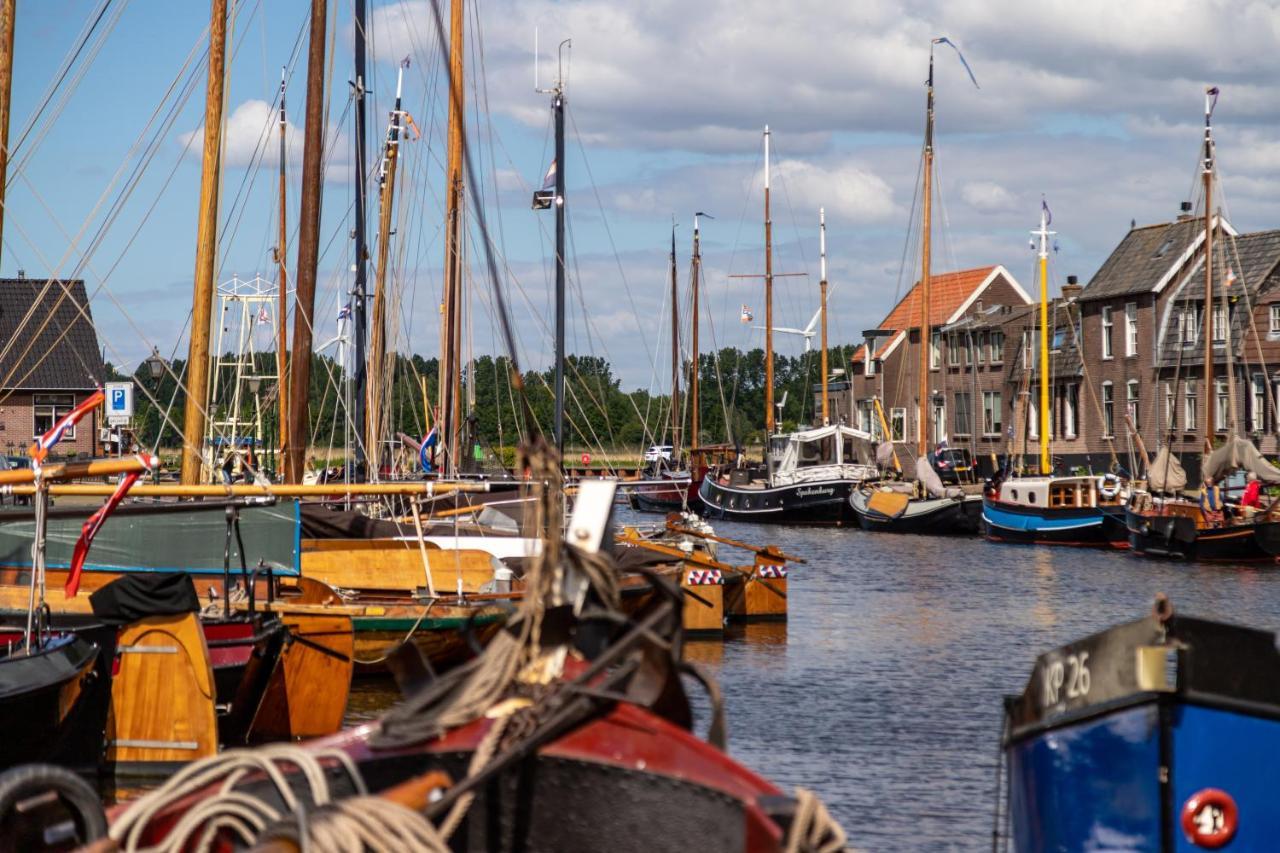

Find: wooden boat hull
[628,476,701,513]
[0,635,103,770]
[698,476,857,525]
[850,490,982,535]
[982,497,1128,547]
[1126,506,1280,562]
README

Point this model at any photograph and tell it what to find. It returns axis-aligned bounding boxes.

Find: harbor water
[349,508,1280,851]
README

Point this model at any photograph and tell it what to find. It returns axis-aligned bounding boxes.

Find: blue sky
[5,0,1279,395]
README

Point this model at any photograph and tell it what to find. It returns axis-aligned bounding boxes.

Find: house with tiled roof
[837,265,1030,454]
[0,277,104,458]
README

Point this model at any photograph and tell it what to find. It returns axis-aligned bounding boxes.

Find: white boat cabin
[996,475,1123,509]
[771,425,878,486]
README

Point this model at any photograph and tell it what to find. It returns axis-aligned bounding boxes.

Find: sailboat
[849,39,983,535]
[981,202,1129,547]
[1126,87,1280,561]
[700,129,877,526]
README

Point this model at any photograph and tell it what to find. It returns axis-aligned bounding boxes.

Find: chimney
[1061,274,1083,302]
[1176,201,1193,222]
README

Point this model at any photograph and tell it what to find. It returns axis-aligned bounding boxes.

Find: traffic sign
[105,382,134,420]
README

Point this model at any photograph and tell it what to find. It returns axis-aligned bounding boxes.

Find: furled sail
[876,441,897,468]
[1148,446,1187,493]
[917,455,947,498]
[1201,436,1280,485]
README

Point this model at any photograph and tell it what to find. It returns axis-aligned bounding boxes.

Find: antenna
[535,35,572,94]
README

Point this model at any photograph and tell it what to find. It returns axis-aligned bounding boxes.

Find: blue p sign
[111,388,126,410]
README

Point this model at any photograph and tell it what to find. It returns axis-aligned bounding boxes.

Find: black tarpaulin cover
[88,573,200,625]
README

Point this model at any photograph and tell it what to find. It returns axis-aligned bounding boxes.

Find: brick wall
[0,391,99,459]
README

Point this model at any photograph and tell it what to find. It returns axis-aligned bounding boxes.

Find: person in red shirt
[1241,472,1263,510]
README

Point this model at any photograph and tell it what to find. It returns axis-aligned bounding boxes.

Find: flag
[1041,198,1052,227]
[1206,85,1220,117]
[932,37,980,89]
[419,426,439,473]
[29,389,104,463]
[257,304,270,324]
[66,468,144,597]
[401,56,412,69]
[740,304,754,324]
[541,159,557,191]
[937,437,948,451]
[337,303,352,322]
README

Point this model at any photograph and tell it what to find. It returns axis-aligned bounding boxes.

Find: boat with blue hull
[982,476,1128,547]
[1000,598,1280,852]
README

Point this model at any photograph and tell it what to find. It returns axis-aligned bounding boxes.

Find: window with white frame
[1252,375,1267,433]
[1180,308,1198,346]
[33,394,75,439]
[1125,302,1138,357]
[974,332,985,364]
[1101,382,1114,437]
[1101,306,1114,359]
[989,331,1004,363]
[1064,383,1078,438]
[1212,304,1227,343]
[930,332,942,369]
[1185,382,1198,432]
[890,408,906,442]
[1215,380,1229,431]
[1164,383,1176,432]
[1270,304,1280,335]
[982,391,1002,436]
[1126,380,1140,433]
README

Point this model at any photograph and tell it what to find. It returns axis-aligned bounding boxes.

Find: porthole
[1028,492,1037,504]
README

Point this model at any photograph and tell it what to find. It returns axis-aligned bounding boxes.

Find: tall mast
[351,0,369,472]
[552,49,567,461]
[1202,86,1217,452]
[669,225,680,461]
[439,0,465,474]
[819,208,829,426]
[0,0,16,256]
[764,125,775,434]
[691,212,704,455]
[274,68,289,470]
[916,50,935,459]
[284,0,327,483]
[367,66,406,479]
[180,0,227,485]
[1033,202,1054,475]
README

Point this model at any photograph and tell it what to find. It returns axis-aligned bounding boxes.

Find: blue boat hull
[982,497,1128,547]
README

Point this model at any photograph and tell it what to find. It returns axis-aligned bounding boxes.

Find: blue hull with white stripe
[981,497,1127,547]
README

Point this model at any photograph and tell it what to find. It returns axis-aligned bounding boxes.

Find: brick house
[0,278,104,459]
[840,265,1031,459]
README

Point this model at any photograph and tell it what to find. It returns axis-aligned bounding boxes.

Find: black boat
[699,425,877,526]
[0,633,106,770]
[850,486,982,534]
[1125,500,1280,561]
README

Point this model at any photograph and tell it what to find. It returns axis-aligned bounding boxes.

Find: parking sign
[106,381,133,426]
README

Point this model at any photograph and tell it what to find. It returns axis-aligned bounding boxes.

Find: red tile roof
[853,266,999,362]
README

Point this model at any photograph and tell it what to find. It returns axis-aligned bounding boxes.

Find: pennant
[740,304,754,324]
[66,470,142,597]
[29,389,104,463]
[932,37,980,89]
[1041,198,1052,227]
[257,304,270,324]
[337,303,352,322]
[1206,85,1220,117]
[541,159,557,191]
[419,426,439,473]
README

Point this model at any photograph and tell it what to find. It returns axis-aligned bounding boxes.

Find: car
[643,445,674,463]
[931,447,973,485]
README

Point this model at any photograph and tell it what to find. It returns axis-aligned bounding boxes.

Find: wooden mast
[1202,86,1216,455]
[764,126,775,434]
[0,0,16,255]
[669,225,680,462]
[1033,202,1054,475]
[819,207,829,426]
[274,68,289,470]
[180,0,227,485]
[283,0,327,483]
[367,66,406,479]
[439,0,465,474]
[916,51,935,459]
[690,212,704,456]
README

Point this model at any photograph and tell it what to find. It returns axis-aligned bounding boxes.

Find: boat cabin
[996,476,1119,509]
[771,425,877,486]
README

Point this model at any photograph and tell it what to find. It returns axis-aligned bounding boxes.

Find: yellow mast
[180,0,227,485]
[1033,202,1054,475]
[438,0,465,474]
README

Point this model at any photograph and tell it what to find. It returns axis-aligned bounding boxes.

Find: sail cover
[1201,436,1280,485]
[916,455,947,498]
[1147,446,1187,493]
[876,442,897,468]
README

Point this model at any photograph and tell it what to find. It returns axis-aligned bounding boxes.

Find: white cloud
[179,100,350,183]
[961,181,1018,214]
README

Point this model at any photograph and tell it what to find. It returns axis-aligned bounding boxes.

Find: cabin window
[33,394,76,439]
[1212,304,1227,343]
[989,331,1004,363]
[1164,383,1176,432]
[1101,306,1114,359]
[1185,382,1198,432]
[1252,375,1267,433]
[953,392,972,436]
[890,408,906,442]
[1270,304,1280,335]
[1126,380,1140,433]
[982,391,1002,436]
[1063,383,1079,439]
[1101,382,1114,438]
[1011,489,1019,500]
[1027,491,1037,505]
[1215,380,1229,432]
[797,435,836,467]
[1125,302,1138,357]
[931,331,942,369]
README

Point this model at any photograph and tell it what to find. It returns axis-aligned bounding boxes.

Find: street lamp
[143,348,167,482]
[145,347,165,380]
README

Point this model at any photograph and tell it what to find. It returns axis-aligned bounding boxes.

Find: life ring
[1099,474,1121,500]
[1180,788,1238,848]
[0,763,108,849]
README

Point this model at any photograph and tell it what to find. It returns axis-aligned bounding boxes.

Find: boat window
[797,435,836,467]
[1011,489,1019,500]
[1028,491,1037,504]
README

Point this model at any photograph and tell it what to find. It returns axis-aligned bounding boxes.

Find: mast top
[1203,85,1219,174]
[1031,199,1056,260]
[764,125,771,190]
[819,207,827,281]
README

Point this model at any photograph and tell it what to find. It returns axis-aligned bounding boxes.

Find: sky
[5,0,1280,397]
